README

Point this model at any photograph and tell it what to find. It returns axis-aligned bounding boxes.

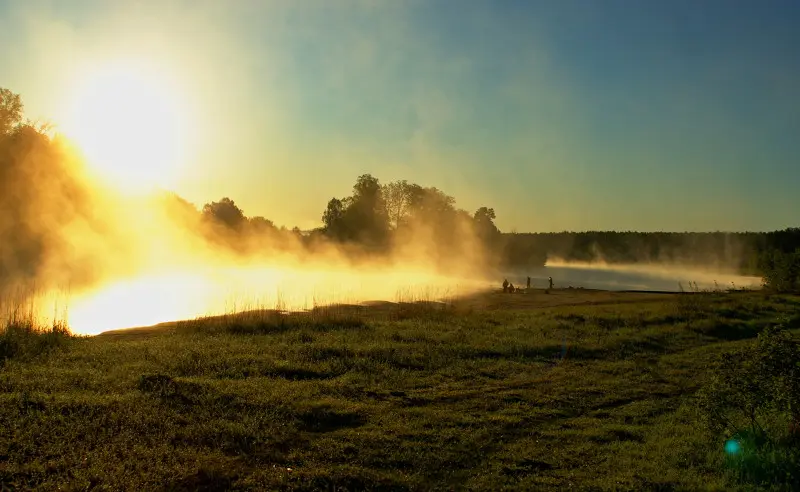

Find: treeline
[164,174,507,273]
[502,230,800,273]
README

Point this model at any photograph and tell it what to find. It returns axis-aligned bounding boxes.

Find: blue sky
[1,0,798,232]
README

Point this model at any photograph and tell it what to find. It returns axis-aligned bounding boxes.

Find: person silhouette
[526,276,531,289]
[548,276,554,290]
[502,279,509,293]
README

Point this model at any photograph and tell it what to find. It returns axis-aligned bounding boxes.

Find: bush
[695,323,800,488]
[760,249,800,292]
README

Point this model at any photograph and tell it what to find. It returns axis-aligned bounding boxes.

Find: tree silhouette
[0,88,23,135]
[346,174,389,246]
[201,197,246,230]
[321,175,390,247]
[249,216,276,233]
[383,180,411,229]
[322,197,346,238]
[473,206,500,242]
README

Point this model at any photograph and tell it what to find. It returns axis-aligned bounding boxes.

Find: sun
[61,61,192,193]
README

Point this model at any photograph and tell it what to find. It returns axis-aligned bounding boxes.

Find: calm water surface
[501,264,762,292]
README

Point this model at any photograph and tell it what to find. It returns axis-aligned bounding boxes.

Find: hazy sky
[1,0,798,232]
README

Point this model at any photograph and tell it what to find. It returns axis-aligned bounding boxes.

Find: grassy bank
[1,289,799,490]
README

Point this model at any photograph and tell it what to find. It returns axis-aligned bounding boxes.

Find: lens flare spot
[724,439,741,455]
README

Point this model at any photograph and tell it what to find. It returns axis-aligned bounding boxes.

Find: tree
[322,197,346,238]
[352,175,388,221]
[349,174,389,239]
[0,88,23,135]
[473,206,500,243]
[248,216,276,234]
[322,174,390,247]
[383,180,417,229]
[404,186,455,224]
[201,197,246,230]
[473,207,498,230]
[473,206,496,222]
[759,249,800,292]
[353,173,382,202]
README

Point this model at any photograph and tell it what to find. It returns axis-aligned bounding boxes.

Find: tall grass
[0,311,73,366]
[0,289,74,365]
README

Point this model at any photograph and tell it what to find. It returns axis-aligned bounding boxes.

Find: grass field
[1,288,799,491]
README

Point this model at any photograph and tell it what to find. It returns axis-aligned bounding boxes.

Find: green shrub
[760,249,800,292]
[695,323,800,488]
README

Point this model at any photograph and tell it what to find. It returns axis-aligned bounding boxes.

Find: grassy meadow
[1,288,799,491]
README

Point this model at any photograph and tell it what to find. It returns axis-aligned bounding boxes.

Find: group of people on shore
[502,276,553,293]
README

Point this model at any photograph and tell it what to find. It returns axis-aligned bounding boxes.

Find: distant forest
[2,87,799,291]
[500,229,800,275]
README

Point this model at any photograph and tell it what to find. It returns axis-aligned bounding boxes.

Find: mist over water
[503,261,763,292]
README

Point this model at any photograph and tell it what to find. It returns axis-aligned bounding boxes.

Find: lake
[500,262,762,292]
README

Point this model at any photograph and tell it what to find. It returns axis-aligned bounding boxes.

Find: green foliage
[500,232,548,269]
[247,216,276,235]
[201,197,246,230]
[760,249,800,292]
[473,206,500,243]
[321,197,346,235]
[321,174,389,247]
[318,175,501,265]
[695,323,800,489]
[0,87,23,135]
[382,179,416,229]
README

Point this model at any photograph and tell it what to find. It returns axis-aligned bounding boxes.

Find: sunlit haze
[60,60,193,193]
[3,0,799,232]
[0,1,796,335]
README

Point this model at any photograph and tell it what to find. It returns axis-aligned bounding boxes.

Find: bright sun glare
[62,61,191,192]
